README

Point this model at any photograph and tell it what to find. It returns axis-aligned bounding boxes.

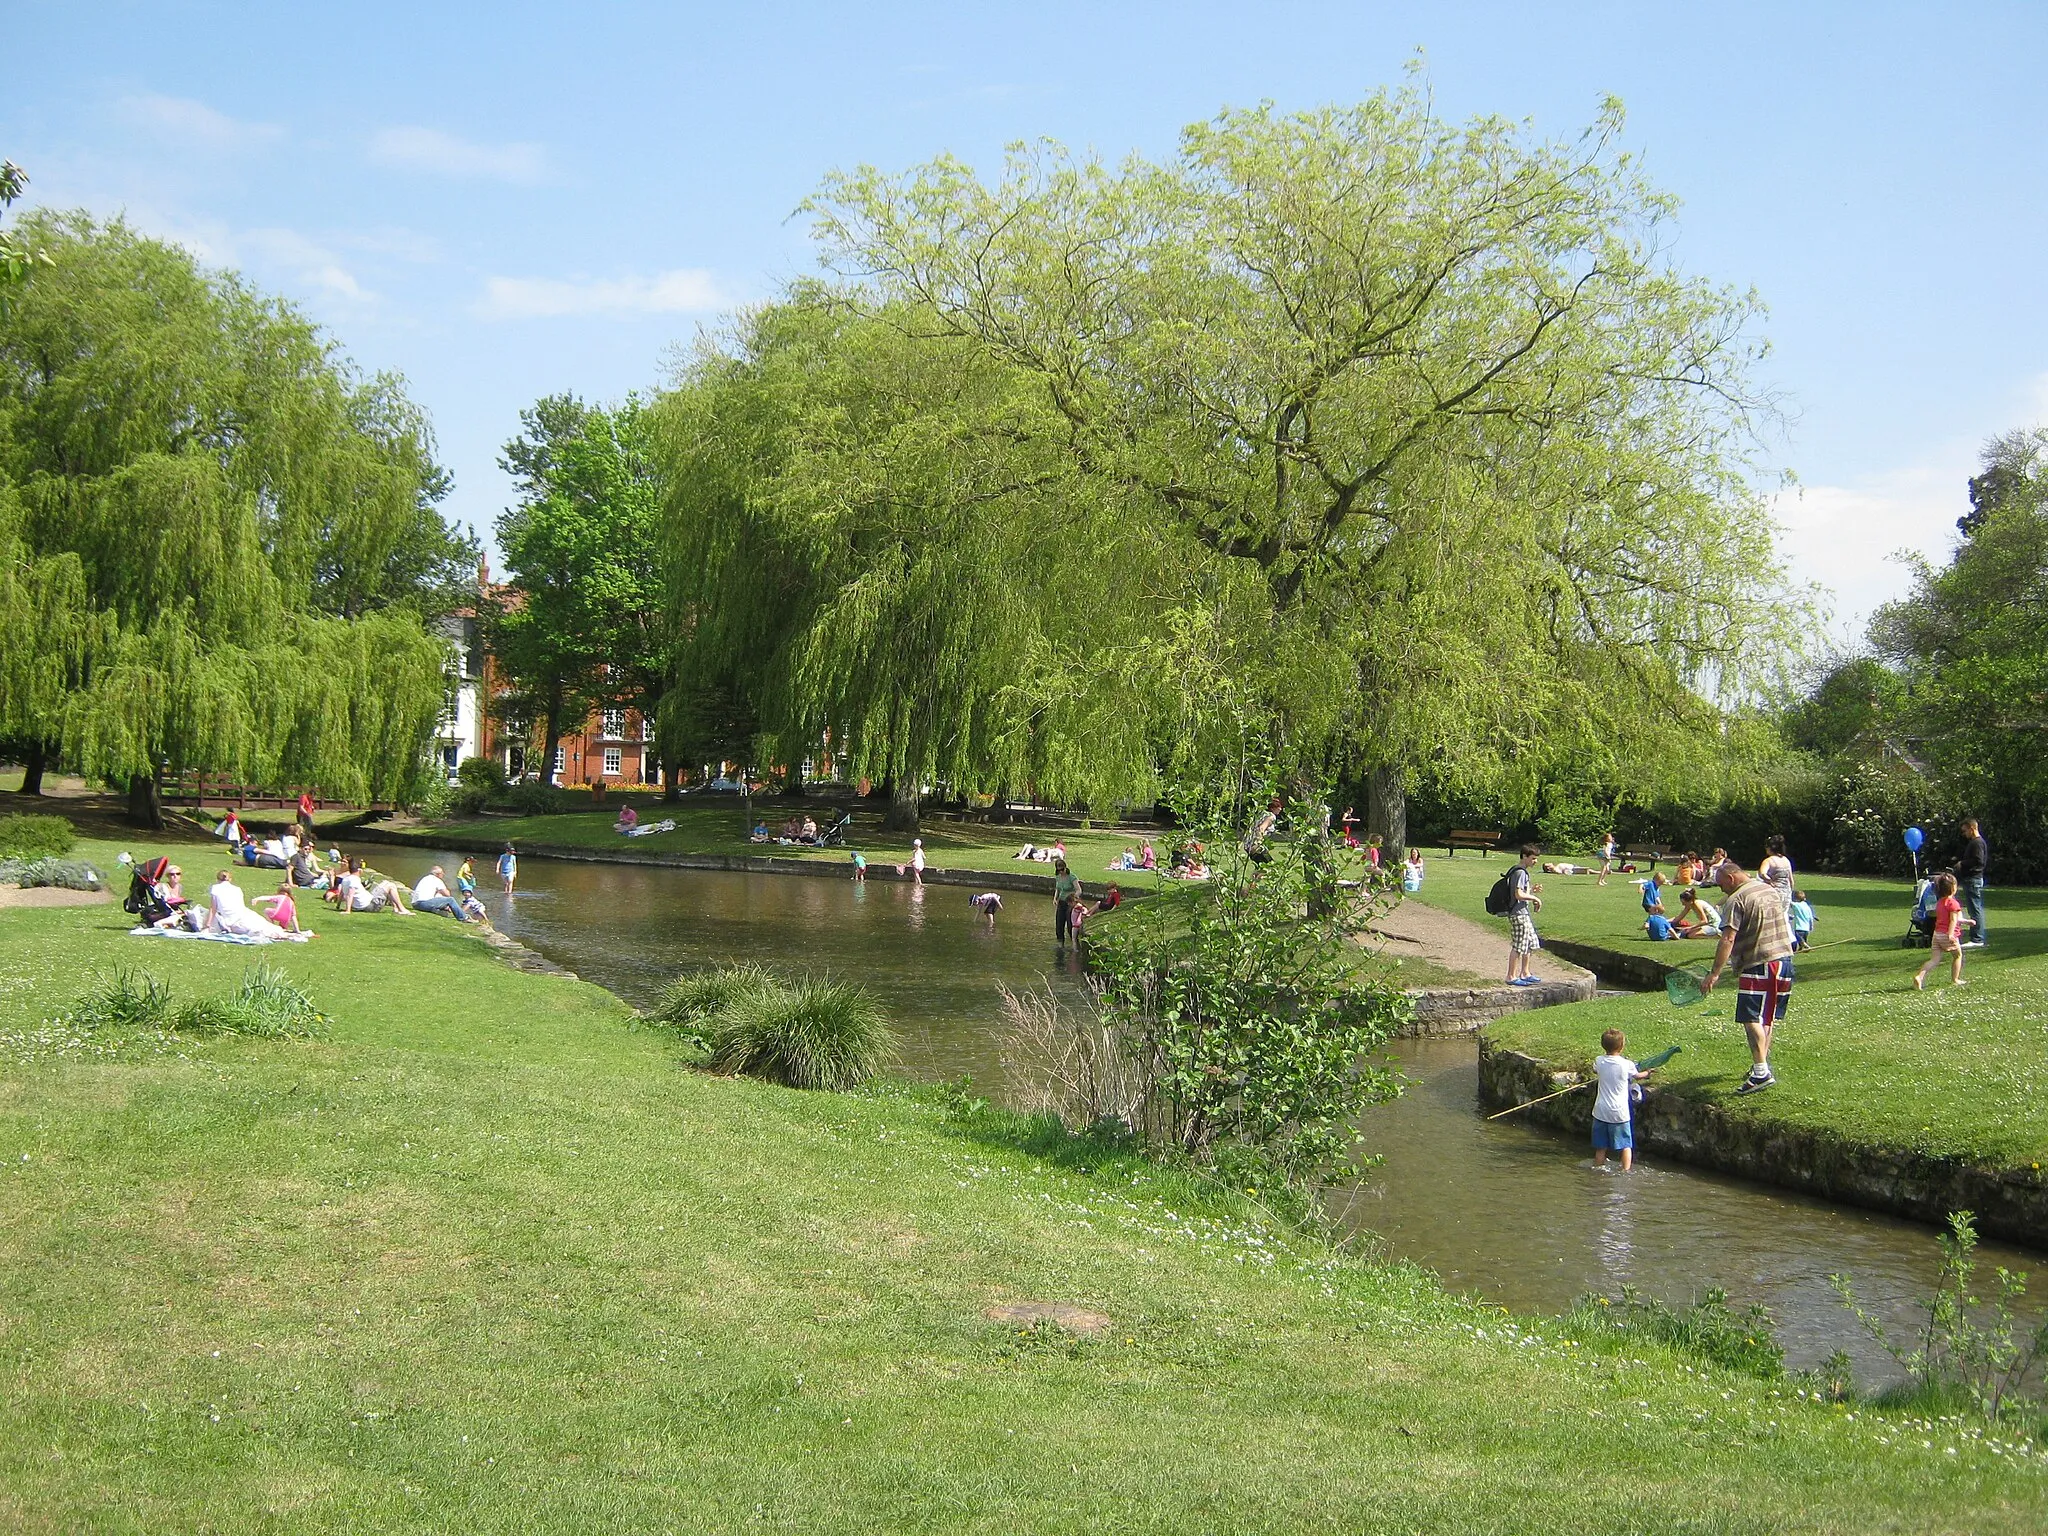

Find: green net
[1636,1044,1682,1071]
[1664,966,1711,1008]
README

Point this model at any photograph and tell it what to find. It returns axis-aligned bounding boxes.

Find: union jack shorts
[1734,958,1794,1027]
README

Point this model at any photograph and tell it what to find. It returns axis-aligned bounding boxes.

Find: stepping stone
[983,1301,1111,1336]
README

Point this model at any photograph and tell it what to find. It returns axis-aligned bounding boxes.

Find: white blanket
[129,925,311,945]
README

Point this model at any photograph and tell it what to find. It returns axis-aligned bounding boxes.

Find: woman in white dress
[206,871,290,939]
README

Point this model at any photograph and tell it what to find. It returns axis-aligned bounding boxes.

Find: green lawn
[1411,852,2048,1167]
[381,800,1158,882]
[4,836,2042,1530]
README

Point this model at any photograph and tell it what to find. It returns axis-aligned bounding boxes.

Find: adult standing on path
[1052,858,1079,946]
[1957,818,1990,950]
[1703,859,1795,1096]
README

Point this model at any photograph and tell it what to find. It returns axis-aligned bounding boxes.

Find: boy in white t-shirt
[1591,1027,1654,1172]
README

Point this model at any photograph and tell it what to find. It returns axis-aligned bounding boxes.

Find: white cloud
[369,126,546,183]
[475,269,730,320]
[1771,458,1969,639]
[121,94,282,150]
[242,228,370,302]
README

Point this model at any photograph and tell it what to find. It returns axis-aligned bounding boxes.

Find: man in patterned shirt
[1703,859,1795,1095]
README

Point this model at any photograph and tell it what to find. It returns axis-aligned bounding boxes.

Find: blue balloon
[1904,826,1925,853]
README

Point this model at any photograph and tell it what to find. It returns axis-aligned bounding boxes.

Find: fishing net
[1664,965,1712,1007]
[1636,1044,1682,1071]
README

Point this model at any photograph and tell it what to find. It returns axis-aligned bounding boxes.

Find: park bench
[1618,845,1674,869]
[1445,828,1503,856]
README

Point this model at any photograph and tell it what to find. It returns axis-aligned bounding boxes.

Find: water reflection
[352,843,2042,1372]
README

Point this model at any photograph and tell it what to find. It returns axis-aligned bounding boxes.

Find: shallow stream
[356,844,2042,1374]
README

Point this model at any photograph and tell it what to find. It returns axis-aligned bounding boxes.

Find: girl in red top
[1915,871,1970,990]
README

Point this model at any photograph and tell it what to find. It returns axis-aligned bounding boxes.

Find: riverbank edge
[1477,1038,2048,1247]
[345,823,1130,900]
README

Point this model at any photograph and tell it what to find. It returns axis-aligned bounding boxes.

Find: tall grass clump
[72,967,175,1031]
[0,856,103,890]
[646,962,778,1042]
[169,964,329,1038]
[1561,1285,1784,1379]
[704,973,896,1090]
[0,813,77,860]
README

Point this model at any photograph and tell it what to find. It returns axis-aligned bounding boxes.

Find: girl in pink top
[1914,872,1968,989]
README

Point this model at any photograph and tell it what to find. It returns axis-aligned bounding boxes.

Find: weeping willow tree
[0,212,472,822]
[658,299,1184,829]
[801,86,1801,849]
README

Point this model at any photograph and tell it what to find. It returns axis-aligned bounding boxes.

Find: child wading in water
[1592,1028,1654,1171]
[1915,871,1970,989]
[969,891,1002,925]
[850,849,866,882]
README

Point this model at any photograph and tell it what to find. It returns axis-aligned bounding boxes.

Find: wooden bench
[1618,845,1674,869]
[1445,828,1503,856]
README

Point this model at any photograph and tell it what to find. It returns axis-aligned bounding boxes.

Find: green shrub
[706,974,896,1090]
[0,857,103,890]
[508,780,577,816]
[72,968,175,1031]
[1560,1285,1784,1379]
[0,813,76,860]
[458,756,508,794]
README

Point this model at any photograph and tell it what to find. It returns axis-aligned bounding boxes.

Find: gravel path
[1367,895,1593,988]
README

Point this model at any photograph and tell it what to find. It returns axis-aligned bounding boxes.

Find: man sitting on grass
[1702,859,1795,1096]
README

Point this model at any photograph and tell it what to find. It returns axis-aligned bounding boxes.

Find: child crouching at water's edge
[1592,1028,1652,1172]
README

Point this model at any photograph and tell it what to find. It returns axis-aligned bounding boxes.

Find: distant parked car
[701,776,749,794]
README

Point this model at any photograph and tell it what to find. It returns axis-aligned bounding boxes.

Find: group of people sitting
[1105,842,1157,872]
[1637,844,1816,949]
[129,845,487,940]
[753,815,822,846]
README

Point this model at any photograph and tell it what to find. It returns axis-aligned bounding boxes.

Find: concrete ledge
[1404,973,1598,1035]
[1540,937,1677,991]
[1478,1039,2048,1247]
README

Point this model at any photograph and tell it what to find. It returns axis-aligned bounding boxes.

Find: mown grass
[2,836,2045,1530]
[1412,854,2048,1167]
[384,800,1153,882]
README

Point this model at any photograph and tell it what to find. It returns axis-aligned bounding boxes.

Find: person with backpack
[1488,843,1545,987]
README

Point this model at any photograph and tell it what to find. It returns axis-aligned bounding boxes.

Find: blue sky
[10,1,2047,632]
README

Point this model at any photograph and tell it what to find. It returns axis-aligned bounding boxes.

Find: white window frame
[602,746,622,777]
[553,746,565,774]
[600,708,627,740]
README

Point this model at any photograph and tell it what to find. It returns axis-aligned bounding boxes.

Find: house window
[603,747,622,777]
[553,746,565,775]
[601,708,627,739]
[641,714,653,741]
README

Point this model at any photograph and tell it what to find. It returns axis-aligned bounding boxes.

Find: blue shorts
[1592,1118,1633,1151]
[1733,959,1794,1027]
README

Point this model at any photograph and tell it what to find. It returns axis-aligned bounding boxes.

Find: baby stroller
[815,812,852,848]
[1902,878,1937,948]
[123,856,176,925]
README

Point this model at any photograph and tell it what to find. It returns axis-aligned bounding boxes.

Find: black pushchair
[1902,877,1936,948]
[123,856,176,925]
[815,812,853,848]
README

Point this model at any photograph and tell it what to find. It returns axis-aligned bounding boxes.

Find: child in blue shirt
[1789,889,1816,951]
[1644,912,1676,941]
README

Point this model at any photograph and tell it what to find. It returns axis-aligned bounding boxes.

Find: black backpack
[1483,869,1517,917]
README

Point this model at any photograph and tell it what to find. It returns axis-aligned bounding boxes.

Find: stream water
[357,844,2043,1374]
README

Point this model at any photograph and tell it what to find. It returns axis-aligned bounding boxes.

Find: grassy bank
[2,836,2044,1530]
[1411,854,2048,1169]
[374,800,1156,883]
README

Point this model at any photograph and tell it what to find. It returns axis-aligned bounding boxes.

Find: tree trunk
[660,755,681,802]
[17,739,47,796]
[541,678,565,786]
[127,772,164,830]
[1366,764,1407,861]
[880,776,920,834]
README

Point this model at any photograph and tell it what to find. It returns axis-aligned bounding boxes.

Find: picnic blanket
[619,819,677,838]
[129,925,311,945]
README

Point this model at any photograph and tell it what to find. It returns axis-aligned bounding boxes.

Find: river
[353,843,2043,1374]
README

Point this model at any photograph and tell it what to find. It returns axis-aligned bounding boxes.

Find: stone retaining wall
[1478,1039,2048,1247]
[1404,974,1598,1035]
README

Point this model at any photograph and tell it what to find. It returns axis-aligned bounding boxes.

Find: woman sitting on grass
[328,856,412,916]
[207,871,291,940]
[1674,887,1722,938]
[254,881,315,936]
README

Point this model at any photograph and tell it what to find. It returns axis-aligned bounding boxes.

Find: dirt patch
[984,1300,1111,1335]
[0,886,112,909]
[1365,897,1591,987]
